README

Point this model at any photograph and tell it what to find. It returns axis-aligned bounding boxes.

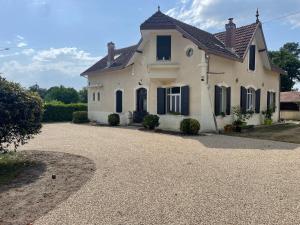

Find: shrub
[0,76,43,152]
[72,111,89,123]
[232,106,253,127]
[108,113,120,126]
[142,114,159,130]
[180,118,200,135]
[43,102,87,122]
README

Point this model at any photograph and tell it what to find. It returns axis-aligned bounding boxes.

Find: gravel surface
[20,123,300,225]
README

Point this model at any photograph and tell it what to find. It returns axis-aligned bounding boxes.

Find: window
[97,92,100,101]
[268,91,276,112]
[246,88,256,111]
[116,90,123,113]
[215,85,231,116]
[249,45,256,71]
[157,36,171,60]
[92,92,95,101]
[167,87,181,114]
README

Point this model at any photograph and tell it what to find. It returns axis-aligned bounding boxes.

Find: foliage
[142,114,160,130]
[269,42,300,91]
[232,106,253,127]
[0,76,43,152]
[28,84,47,99]
[43,101,87,122]
[78,87,88,103]
[0,152,33,185]
[72,111,89,123]
[262,108,274,120]
[180,118,200,135]
[44,85,79,104]
[108,113,120,126]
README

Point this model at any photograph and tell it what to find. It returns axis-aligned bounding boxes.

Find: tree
[44,85,79,104]
[28,84,47,99]
[78,87,88,103]
[269,42,300,91]
[0,76,43,152]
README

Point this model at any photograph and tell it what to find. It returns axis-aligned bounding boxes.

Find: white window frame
[246,88,256,111]
[167,87,181,114]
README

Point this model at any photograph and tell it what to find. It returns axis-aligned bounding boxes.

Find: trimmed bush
[142,114,159,130]
[43,102,87,122]
[0,76,43,151]
[108,113,120,126]
[72,111,89,123]
[180,118,200,135]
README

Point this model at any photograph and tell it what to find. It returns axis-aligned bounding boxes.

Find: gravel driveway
[20,123,300,225]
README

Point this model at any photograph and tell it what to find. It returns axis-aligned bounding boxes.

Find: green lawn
[0,152,34,185]
[226,123,300,144]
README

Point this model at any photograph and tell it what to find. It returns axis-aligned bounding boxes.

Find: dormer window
[249,45,256,71]
[157,35,171,61]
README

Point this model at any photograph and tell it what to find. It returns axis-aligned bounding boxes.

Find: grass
[226,123,300,144]
[0,152,34,185]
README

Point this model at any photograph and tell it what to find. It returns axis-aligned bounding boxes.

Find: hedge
[43,102,87,122]
[72,111,89,123]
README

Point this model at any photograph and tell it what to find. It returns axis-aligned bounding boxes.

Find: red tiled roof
[214,23,258,58]
[280,92,300,103]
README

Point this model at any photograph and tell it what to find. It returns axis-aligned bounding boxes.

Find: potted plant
[224,124,233,133]
[262,108,273,125]
[232,106,253,132]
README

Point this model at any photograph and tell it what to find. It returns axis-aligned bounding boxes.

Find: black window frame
[156,35,171,61]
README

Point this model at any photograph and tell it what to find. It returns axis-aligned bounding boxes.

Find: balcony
[147,62,180,81]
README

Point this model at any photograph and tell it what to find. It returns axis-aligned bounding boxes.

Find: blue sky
[0,0,299,90]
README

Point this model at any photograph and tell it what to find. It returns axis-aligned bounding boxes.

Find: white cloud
[16,35,25,40]
[287,14,300,29]
[166,0,223,29]
[17,42,28,48]
[0,47,100,80]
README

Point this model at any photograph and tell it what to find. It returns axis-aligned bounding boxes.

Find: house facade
[81,9,285,131]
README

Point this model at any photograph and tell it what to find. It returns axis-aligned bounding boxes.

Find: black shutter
[267,91,270,110]
[273,92,276,112]
[116,90,122,113]
[226,87,231,115]
[255,89,261,113]
[249,45,256,71]
[181,86,189,115]
[157,88,166,114]
[166,88,170,113]
[214,86,221,116]
[240,86,247,113]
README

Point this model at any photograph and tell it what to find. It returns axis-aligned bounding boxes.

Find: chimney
[107,42,115,67]
[225,18,236,50]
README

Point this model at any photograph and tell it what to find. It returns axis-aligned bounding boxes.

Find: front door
[133,88,148,123]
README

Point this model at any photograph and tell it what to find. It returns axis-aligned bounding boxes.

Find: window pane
[171,96,175,112]
[171,87,180,94]
[157,36,171,60]
[176,95,180,113]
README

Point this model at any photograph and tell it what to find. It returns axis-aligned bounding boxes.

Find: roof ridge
[214,22,258,35]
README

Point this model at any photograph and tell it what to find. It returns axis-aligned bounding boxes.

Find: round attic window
[186,48,193,57]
